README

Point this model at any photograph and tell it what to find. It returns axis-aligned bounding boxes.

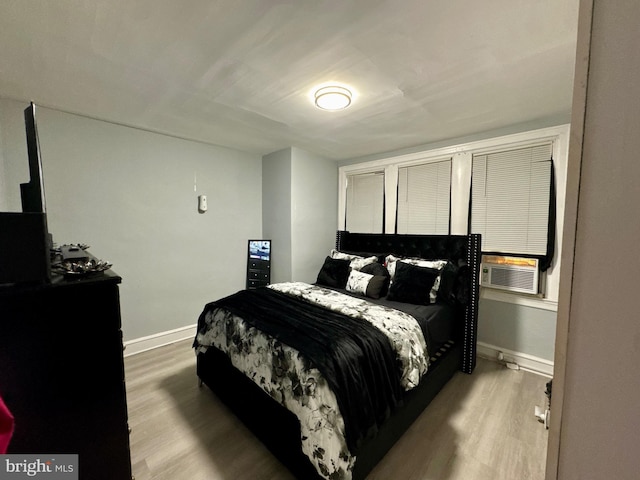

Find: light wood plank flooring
[125,340,549,480]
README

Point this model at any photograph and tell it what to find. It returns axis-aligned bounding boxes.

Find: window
[396,159,452,234]
[470,143,553,257]
[339,124,569,304]
[345,171,385,233]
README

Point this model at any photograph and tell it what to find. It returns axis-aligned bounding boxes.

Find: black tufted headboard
[335,231,481,374]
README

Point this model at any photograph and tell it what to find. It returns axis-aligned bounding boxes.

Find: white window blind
[471,143,552,255]
[345,171,385,233]
[397,159,452,234]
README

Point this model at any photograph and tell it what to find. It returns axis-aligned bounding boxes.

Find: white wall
[555,0,640,478]
[338,118,571,169]
[262,149,293,283]
[0,99,30,212]
[0,97,263,341]
[478,299,556,360]
[290,147,338,283]
[262,147,338,284]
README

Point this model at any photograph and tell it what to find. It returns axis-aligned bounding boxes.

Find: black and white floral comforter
[194,282,429,480]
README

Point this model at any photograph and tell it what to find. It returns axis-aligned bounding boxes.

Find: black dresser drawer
[246,241,271,289]
[248,279,269,289]
[248,269,269,280]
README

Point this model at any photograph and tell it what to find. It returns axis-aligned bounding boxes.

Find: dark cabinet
[247,259,270,289]
[246,240,271,289]
[0,270,132,479]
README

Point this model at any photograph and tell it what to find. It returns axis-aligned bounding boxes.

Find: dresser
[0,269,132,479]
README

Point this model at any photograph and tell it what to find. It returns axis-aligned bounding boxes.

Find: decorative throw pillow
[364,275,389,299]
[330,249,378,271]
[436,260,460,305]
[346,269,389,299]
[346,270,373,295]
[387,261,440,305]
[385,254,448,280]
[316,256,351,288]
[360,262,391,297]
[385,255,449,303]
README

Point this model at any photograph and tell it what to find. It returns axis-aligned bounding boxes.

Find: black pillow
[387,261,440,305]
[365,275,388,299]
[360,262,391,297]
[436,260,459,305]
[316,256,351,288]
[454,264,470,305]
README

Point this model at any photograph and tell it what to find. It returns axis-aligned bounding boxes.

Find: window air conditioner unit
[480,255,539,295]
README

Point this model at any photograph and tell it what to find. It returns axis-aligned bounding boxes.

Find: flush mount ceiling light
[314,85,352,110]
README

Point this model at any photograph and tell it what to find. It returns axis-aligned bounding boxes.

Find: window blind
[471,143,552,256]
[396,159,452,234]
[345,171,385,233]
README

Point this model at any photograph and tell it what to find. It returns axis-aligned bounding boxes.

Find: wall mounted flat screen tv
[248,240,271,261]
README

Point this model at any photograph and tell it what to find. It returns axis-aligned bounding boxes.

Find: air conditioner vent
[481,255,539,295]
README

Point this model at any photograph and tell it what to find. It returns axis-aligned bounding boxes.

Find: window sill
[480,287,558,312]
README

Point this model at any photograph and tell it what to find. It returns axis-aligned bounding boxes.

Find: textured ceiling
[0,0,579,160]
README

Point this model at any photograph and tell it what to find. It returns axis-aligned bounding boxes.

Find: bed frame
[196,231,481,479]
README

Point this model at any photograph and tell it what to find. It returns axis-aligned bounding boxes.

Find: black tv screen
[249,240,271,261]
[0,102,52,284]
[21,102,47,214]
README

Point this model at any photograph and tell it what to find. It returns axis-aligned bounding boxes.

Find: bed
[194,231,481,480]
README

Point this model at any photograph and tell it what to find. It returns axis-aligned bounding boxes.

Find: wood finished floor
[125,339,549,480]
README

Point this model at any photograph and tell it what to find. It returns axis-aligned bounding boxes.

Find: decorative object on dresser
[195,231,481,480]
[0,264,133,480]
[246,239,271,289]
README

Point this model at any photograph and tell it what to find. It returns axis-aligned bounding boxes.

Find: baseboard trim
[124,324,197,357]
[123,328,554,377]
[477,341,554,377]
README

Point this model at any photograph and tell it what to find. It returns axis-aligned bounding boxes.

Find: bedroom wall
[478,299,556,360]
[290,147,338,283]
[263,147,338,284]
[0,96,263,342]
[338,117,571,169]
[0,99,30,212]
[263,148,293,283]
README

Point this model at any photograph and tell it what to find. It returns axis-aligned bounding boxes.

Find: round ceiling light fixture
[314,85,352,111]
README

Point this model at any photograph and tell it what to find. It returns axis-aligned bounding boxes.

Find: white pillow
[385,255,447,279]
[330,249,378,271]
[346,269,374,296]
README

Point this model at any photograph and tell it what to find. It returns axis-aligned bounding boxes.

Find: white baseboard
[123,324,197,357]
[122,328,554,378]
[477,341,554,377]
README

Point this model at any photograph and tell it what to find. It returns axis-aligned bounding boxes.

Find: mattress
[328,286,457,355]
